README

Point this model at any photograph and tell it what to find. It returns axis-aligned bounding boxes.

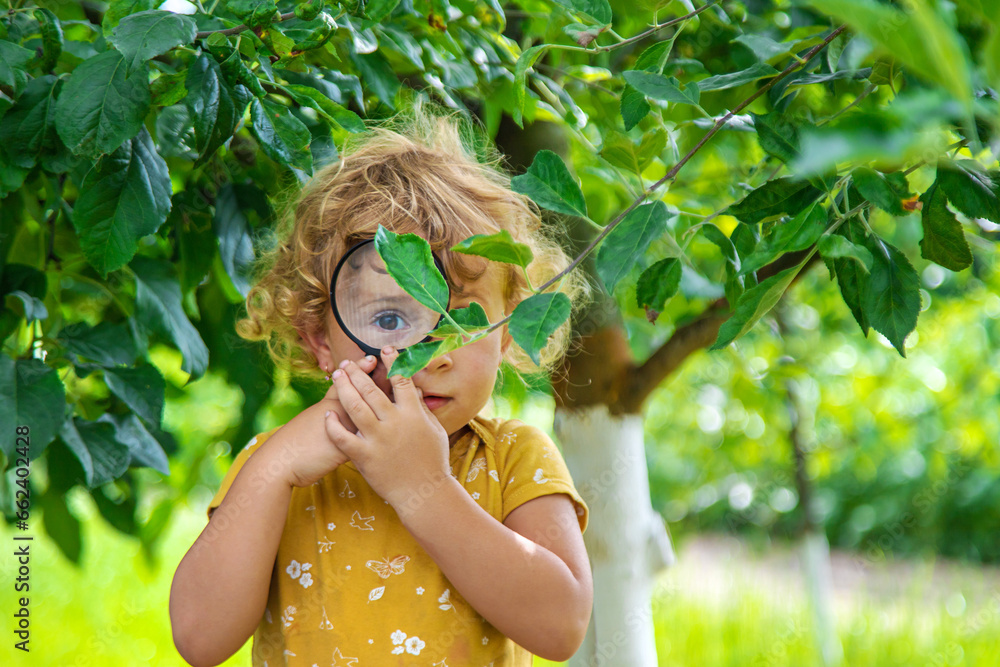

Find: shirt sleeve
[206,434,266,520]
[497,420,589,533]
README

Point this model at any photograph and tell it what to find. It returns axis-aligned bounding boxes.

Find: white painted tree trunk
[801,530,844,666]
[555,404,674,667]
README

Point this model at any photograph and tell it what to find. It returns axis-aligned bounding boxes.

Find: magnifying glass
[329,238,451,359]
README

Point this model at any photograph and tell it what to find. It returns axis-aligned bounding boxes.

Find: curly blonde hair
[236,99,590,380]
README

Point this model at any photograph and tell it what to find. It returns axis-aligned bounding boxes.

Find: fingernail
[333,369,343,379]
[325,410,330,417]
[382,346,394,354]
[365,355,375,362]
[339,359,349,369]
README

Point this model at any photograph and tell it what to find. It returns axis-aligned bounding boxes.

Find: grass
[5,495,1000,666]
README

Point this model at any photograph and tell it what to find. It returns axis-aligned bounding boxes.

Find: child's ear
[299,326,333,372]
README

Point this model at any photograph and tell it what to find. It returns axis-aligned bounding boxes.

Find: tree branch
[593,0,721,53]
[194,11,296,39]
[619,249,822,413]
[532,24,848,298]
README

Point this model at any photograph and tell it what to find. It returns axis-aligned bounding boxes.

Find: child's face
[323,264,509,444]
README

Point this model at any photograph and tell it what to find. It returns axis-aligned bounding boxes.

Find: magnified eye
[372,310,410,332]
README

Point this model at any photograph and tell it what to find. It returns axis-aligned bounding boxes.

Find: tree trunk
[556,404,674,667]
[785,368,844,667]
[492,113,820,665]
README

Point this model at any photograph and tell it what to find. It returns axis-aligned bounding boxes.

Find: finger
[324,355,375,400]
[358,354,378,374]
[339,358,394,419]
[324,409,363,457]
[415,386,435,418]
[332,367,379,431]
[381,346,423,412]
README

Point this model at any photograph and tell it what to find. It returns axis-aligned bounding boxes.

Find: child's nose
[421,350,453,373]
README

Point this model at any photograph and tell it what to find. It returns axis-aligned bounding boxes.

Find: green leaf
[596,202,671,292]
[0,75,61,169]
[102,0,158,36]
[696,62,779,92]
[508,292,572,365]
[620,84,650,131]
[0,163,29,198]
[511,150,588,218]
[636,257,681,323]
[387,339,443,378]
[184,55,253,161]
[171,190,217,293]
[919,179,973,271]
[54,50,150,158]
[132,256,210,379]
[0,40,34,96]
[701,223,739,270]
[622,71,700,106]
[89,477,137,535]
[739,203,827,275]
[374,226,450,314]
[227,0,279,30]
[150,70,188,107]
[350,49,400,110]
[213,185,256,297]
[806,0,972,105]
[792,110,930,176]
[513,44,547,128]
[250,98,313,174]
[727,177,823,225]
[735,34,795,63]
[108,10,197,74]
[40,491,82,563]
[861,237,920,357]
[817,234,873,273]
[599,129,666,176]
[72,128,172,277]
[59,417,131,488]
[5,290,48,322]
[58,321,138,367]
[1,264,46,300]
[450,230,534,269]
[852,167,910,215]
[104,365,165,427]
[711,261,805,350]
[551,0,613,25]
[364,0,401,22]
[936,159,1000,223]
[283,83,366,133]
[428,302,492,338]
[102,412,170,475]
[752,112,800,164]
[831,217,872,336]
[0,356,66,460]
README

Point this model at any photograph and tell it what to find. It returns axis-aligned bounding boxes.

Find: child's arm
[325,354,592,661]
[169,433,296,667]
[397,477,592,661]
[170,357,377,667]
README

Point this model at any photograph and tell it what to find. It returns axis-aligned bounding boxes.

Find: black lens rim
[328,238,450,357]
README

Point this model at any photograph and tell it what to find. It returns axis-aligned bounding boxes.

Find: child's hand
[318,353,381,434]
[323,347,451,507]
[281,354,379,488]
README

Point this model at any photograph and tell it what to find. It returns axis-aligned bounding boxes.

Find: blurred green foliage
[644,236,1000,562]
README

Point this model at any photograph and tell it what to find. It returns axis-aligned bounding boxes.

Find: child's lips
[422,395,450,410]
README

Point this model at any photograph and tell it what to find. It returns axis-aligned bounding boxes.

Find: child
[170,102,593,667]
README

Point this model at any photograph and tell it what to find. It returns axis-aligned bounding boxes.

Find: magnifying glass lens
[332,242,444,353]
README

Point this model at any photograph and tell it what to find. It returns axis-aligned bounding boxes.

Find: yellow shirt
[207,415,589,667]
